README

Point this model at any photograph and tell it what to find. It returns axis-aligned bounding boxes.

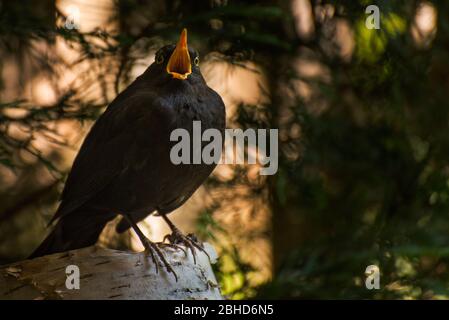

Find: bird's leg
[160,213,210,264]
[123,214,178,281]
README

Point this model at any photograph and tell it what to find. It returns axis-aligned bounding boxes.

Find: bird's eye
[194,56,200,66]
[156,54,164,64]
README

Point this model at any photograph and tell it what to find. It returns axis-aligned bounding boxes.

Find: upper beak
[166,29,192,80]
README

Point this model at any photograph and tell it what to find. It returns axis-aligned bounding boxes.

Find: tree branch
[0,244,222,300]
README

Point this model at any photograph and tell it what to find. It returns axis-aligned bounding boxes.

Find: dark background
[1,0,448,299]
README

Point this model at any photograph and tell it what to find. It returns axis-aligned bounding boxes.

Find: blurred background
[0,0,448,299]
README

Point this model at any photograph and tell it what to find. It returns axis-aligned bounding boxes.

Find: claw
[159,242,187,255]
[144,244,159,274]
[124,214,178,281]
[163,234,173,244]
[164,230,210,265]
[160,214,210,266]
[142,239,178,281]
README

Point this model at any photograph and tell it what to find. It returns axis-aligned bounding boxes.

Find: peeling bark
[0,243,222,300]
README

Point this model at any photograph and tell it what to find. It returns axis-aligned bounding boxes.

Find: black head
[147,29,202,84]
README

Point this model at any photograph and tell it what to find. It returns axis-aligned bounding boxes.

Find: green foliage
[258,0,449,299]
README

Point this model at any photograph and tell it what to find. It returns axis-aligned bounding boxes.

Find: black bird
[30,29,226,278]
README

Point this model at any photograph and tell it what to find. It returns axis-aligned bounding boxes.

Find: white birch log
[0,243,222,300]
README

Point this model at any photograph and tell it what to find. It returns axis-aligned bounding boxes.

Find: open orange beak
[166,29,192,80]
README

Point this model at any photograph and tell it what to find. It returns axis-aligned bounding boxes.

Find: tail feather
[29,208,115,259]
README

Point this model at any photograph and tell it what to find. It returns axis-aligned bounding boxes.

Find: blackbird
[30,29,226,278]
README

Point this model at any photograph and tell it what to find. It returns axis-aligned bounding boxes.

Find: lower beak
[166,29,192,80]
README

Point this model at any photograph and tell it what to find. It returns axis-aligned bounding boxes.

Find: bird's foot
[163,230,210,265]
[141,238,178,282]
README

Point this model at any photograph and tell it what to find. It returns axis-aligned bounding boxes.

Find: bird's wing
[52,92,175,222]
